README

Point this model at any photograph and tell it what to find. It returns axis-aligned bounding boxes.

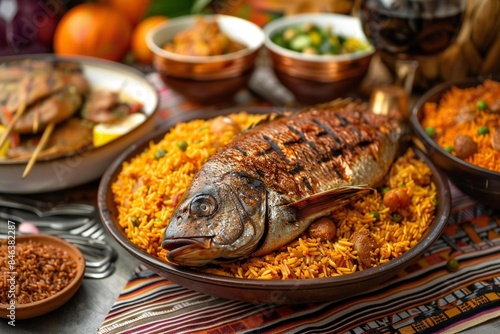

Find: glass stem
[395,59,419,95]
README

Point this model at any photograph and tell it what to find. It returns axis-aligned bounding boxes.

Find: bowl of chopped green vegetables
[263,13,374,104]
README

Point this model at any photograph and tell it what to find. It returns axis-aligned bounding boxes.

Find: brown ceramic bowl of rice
[0,234,85,319]
[411,76,500,209]
[99,106,451,304]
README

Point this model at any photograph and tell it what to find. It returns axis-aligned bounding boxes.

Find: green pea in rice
[112,113,437,280]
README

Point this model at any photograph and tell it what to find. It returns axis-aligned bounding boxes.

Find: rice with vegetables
[112,112,437,280]
[112,113,269,256]
[420,80,500,172]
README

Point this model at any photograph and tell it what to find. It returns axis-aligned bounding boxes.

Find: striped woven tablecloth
[98,73,500,334]
[98,181,500,334]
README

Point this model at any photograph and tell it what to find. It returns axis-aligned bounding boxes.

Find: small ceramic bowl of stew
[147,15,265,104]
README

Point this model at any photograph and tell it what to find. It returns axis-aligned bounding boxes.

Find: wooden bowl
[0,234,85,320]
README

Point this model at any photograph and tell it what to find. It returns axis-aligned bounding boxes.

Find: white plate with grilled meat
[0,54,158,194]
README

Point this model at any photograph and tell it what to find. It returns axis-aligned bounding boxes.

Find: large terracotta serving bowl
[0,54,158,194]
[411,76,500,209]
[98,107,450,304]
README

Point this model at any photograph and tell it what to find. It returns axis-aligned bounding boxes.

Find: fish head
[162,171,267,266]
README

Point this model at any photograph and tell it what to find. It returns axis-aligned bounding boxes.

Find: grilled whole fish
[162,99,404,266]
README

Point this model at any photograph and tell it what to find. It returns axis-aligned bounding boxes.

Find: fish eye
[189,194,217,217]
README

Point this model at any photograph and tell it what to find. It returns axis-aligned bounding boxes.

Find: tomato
[98,0,151,26]
[131,15,168,64]
[53,3,132,62]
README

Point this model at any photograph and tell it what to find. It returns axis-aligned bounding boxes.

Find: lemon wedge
[0,125,10,158]
[93,113,147,147]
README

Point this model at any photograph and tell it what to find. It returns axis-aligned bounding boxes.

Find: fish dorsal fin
[283,185,372,221]
[245,112,287,131]
[298,97,355,114]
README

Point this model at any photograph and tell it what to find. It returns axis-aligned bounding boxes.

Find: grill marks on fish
[235,146,248,156]
[301,177,314,191]
[313,118,341,143]
[163,99,403,265]
[261,135,289,162]
[260,120,352,192]
[286,125,318,152]
[224,107,385,198]
[289,163,303,175]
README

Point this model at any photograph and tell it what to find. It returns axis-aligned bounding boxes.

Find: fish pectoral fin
[253,185,371,257]
[284,185,372,221]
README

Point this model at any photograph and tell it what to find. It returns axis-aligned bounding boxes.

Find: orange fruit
[98,0,151,26]
[54,3,132,62]
[131,15,169,64]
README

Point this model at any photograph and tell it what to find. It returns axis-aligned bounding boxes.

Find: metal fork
[38,220,106,241]
[58,235,117,278]
[0,211,93,230]
[0,212,106,240]
[0,194,95,217]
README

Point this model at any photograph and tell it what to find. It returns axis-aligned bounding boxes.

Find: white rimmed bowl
[0,54,158,194]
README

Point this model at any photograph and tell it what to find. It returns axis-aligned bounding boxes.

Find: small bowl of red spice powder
[0,234,85,320]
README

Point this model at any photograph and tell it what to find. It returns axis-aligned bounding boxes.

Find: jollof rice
[421,80,500,172]
[112,112,437,280]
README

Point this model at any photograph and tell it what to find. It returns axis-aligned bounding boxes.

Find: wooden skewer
[0,103,26,149]
[22,122,54,179]
[0,78,31,149]
[33,104,40,133]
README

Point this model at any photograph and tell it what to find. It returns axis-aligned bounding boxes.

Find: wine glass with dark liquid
[359,0,466,93]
